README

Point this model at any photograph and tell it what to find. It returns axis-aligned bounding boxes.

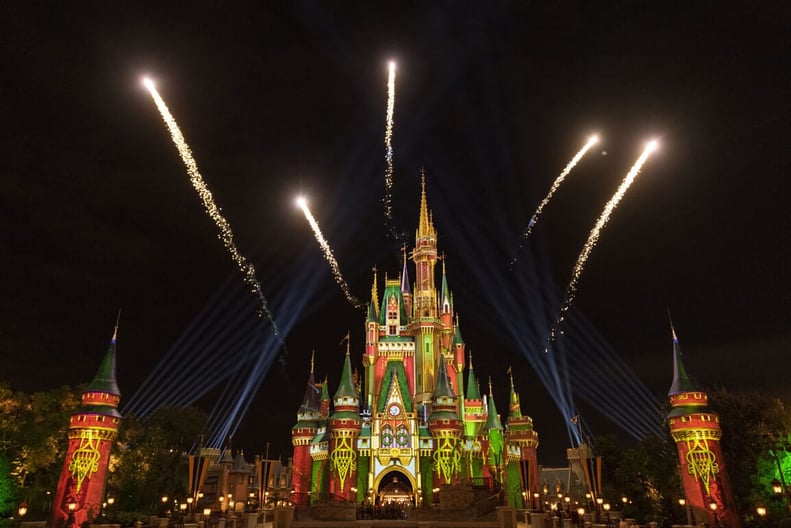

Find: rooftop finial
[488,376,493,396]
[667,308,678,341]
[310,350,315,374]
[507,366,514,388]
[112,308,122,344]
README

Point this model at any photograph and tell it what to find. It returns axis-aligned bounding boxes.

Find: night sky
[2,2,789,464]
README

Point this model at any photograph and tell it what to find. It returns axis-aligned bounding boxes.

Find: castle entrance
[377,469,413,505]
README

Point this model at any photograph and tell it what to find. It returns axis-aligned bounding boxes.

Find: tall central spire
[417,169,434,240]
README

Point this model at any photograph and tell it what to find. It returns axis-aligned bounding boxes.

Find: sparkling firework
[296,196,363,308]
[550,140,659,342]
[511,135,599,267]
[383,61,396,236]
[142,77,283,341]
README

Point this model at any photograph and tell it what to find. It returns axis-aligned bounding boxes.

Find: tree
[108,405,207,514]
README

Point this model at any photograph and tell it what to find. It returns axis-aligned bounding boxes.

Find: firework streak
[142,78,283,341]
[384,61,396,237]
[511,135,599,267]
[296,197,363,308]
[550,140,658,341]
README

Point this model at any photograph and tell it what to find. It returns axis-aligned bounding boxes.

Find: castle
[290,177,540,508]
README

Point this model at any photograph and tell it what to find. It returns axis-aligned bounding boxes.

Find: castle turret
[427,359,462,486]
[292,353,322,506]
[411,172,440,401]
[483,379,505,487]
[505,370,539,508]
[328,342,362,500]
[51,324,122,528]
[667,324,739,528]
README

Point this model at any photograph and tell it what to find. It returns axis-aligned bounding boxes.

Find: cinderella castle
[290,177,540,508]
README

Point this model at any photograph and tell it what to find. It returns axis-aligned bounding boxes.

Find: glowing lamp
[678,498,686,506]
[756,506,767,517]
[107,497,115,506]
[577,508,585,516]
[161,496,168,504]
[621,496,628,504]
[565,496,571,504]
[709,502,718,511]
[772,479,783,495]
[596,497,604,506]
[603,503,611,512]
[180,503,187,512]
[186,497,193,505]
[534,492,539,499]
[203,508,211,517]
[67,501,78,513]
[18,502,28,518]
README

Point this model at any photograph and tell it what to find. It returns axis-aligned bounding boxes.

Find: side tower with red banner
[667,325,740,528]
[51,326,121,528]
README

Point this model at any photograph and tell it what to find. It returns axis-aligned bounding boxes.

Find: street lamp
[533,492,540,511]
[16,501,28,528]
[756,505,767,518]
[160,496,169,518]
[603,502,611,527]
[66,500,78,528]
[709,502,719,528]
[577,508,585,528]
[596,497,604,522]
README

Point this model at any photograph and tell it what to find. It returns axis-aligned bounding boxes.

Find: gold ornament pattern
[69,430,102,493]
[432,436,461,484]
[329,436,357,491]
[684,437,719,494]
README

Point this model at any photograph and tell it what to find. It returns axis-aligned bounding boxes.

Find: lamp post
[603,502,611,527]
[66,500,78,528]
[161,496,169,518]
[756,505,767,523]
[709,501,719,528]
[596,497,604,523]
[16,501,28,528]
[678,498,692,525]
[577,508,585,528]
[534,492,540,511]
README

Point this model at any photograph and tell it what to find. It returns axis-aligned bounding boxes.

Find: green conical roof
[432,359,456,399]
[466,353,481,400]
[668,327,699,395]
[334,351,358,400]
[86,335,120,396]
[440,260,451,311]
[367,301,378,323]
[453,318,465,346]
[484,383,503,430]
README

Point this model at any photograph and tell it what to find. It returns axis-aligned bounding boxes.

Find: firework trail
[142,77,284,342]
[296,196,363,309]
[511,135,599,267]
[384,61,397,237]
[549,140,659,342]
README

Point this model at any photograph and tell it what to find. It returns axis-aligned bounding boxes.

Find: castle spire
[484,377,503,430]
[417,168,432,239]
[87,321,121,397]
[466,351,481,400]
[370,266,380,316]
[400,246,411,295]
[668,321,698,395]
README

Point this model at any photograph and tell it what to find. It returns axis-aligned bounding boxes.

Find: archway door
[376,469,414,504]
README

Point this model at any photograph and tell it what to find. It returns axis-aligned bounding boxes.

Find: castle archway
[375,469,414,504]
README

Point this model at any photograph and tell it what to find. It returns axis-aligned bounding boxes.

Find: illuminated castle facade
[667,326,740,528]
[51,328,121,528]
[291,178,539,507]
